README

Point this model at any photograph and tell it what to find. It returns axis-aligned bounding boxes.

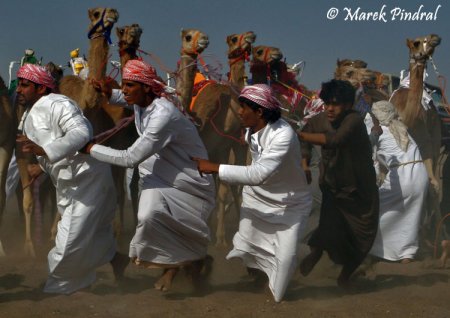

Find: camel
[175,30,256,246]
[0,75,15,256]
[389,34,446,256]
[334,59,391,102]
[175,29,210,111]
[249,45,314,124]
[59,8,119,133]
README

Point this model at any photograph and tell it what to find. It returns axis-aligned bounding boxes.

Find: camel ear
[406,38,413,49]
[180,28,185,37]
[88,8,95,19]
[337,59,341,66]
[116,27,124,37]
[226,35,232,43]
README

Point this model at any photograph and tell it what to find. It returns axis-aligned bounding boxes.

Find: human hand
[191,157,220,176]
[91,77,113,99]
[79,141,95,154]
[16,135,46,156]
[27,163,43,179]
[429,177,440,193]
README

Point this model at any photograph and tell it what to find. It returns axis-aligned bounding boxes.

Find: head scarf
[239,84,281,110]
[372,101,410,152]
[122,59,166,97]
[17,64,56,90]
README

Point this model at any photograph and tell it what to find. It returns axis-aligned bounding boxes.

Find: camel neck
[406,61,425,111]
[229,60,246,89]
[176,54,197,111]
[119,47,138,76]
[88,37,109,81]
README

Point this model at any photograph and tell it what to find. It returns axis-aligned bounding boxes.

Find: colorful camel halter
[228,34,251,67]
[87,8,113,44]
[17,64,56,90]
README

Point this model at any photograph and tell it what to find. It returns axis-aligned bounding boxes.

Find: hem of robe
[226,234,295,303]
[43,248,116,295]
[131,257,204,269]
[369,246,418,262]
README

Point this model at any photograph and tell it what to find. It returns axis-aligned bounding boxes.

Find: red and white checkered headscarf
[17,64,56,90]
[123,60,165,97]
[239,84,281,110]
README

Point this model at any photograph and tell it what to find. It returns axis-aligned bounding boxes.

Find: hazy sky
[0,0,449,91]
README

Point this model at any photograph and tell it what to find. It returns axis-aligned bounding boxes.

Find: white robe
[219,119,312,302]
[369,125,428,261]
[90,95,215,264]
[23,94,117,294]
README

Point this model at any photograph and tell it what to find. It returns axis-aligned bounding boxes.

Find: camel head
[45,62,64,85]
[180,29,209,55]
[226,31,256,57]
[335,59,370,84]
[336,59,368,69]
[251,46,283,65]
[116,24,143,50]
[406,34,441,63]
[88,8,119,39]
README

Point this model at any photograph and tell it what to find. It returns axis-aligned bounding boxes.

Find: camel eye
[185,35,192,42]
[93,11,100,19]
[118,29,124,35]
[256,49,263,55]
[231,37,238,43]
[413,41,421,48]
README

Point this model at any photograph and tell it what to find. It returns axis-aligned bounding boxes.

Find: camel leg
[440,240,449,268]
[215,182,230,247]
[0,147,12,257]
[17,158,35,257]
[111,166,126,239]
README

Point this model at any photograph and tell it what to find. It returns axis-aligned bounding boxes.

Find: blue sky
[0,0,448,91]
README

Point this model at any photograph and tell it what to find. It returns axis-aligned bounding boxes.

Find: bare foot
[154,268,179,292]
[110,252,130,281]
[299,248,323,277]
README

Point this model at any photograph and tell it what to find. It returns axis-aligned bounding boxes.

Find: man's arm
[43,101,92,163]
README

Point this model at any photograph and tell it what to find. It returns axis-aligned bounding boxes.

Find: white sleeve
[43,101,92,163]
[218,131,291,185]
[90,113,174,168]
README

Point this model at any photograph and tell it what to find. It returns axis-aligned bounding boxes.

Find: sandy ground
[0,189,449,318]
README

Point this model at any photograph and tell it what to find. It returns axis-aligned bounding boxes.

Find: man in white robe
[15,64,128,294]
[194,84,312,302]
[84,60,215,292]
[368,101,428,262]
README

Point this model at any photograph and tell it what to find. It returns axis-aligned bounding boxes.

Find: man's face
[238,102,262,130]
[16,79,44,107]
[325,102,350,122]
[121,80,149,106]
